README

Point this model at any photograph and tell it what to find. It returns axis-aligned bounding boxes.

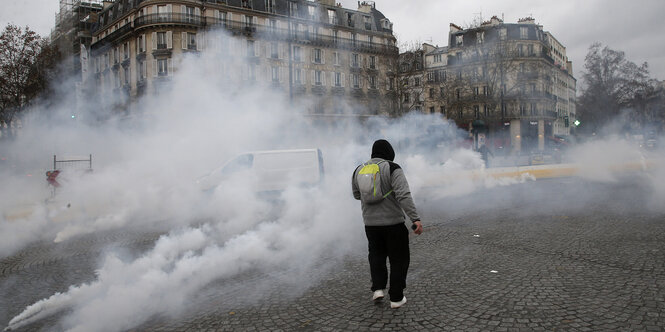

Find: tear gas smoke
[2,29,663,331]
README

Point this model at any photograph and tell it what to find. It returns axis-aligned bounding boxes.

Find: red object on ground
[46,170,61,187]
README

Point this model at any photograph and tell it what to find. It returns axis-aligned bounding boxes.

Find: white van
[197,148,324,193]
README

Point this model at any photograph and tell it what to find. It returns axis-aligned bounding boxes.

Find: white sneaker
[372,290,385,301]
[390,296,407,308]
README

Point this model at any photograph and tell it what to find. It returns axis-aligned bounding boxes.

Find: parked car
[197,148,324,193]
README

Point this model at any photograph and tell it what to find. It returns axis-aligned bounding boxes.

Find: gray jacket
[352,158,420,226]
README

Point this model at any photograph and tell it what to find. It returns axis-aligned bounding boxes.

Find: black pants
[365,223,410,302]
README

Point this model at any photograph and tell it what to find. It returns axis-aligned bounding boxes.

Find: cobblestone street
[2,178,665,331]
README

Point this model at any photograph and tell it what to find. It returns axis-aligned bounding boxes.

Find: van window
[221,154,253,175]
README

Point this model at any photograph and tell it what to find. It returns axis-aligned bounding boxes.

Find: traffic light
[564,116,569,127]
[574,120,580,127]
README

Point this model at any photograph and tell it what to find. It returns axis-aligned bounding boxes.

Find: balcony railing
[134,13,204,29]
[206,17,398,55]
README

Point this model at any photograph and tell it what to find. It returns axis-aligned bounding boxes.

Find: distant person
[477,144,494,168]
[352,139,423,309]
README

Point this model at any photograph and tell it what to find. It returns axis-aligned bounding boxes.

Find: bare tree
[0,24,59,135]
[396,43,426,114]
[578,43,656,133]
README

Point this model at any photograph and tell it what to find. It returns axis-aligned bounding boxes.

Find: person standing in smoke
[352,139,423,309]
[477,144,493,168]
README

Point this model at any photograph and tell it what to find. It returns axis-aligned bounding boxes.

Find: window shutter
[141,34,146,51]
[195,7,201,16]
[153,59,157,77]
[167,4,172,13]
[196,33,203,50]
[166,31,172,49]
[181,5,186,14]
[167,58,173,76]
[359,75,363,88]
[311,49,315,63]
[182,32,187,49]
[330,72,334,86]
[252,17,258,25]
[321,72,326,86]
[152,32,156,50]
[215,9,219,18]
[142,61,147,78]
[321,50,325,64]
[341,73,345,87]
[311,70,315,85]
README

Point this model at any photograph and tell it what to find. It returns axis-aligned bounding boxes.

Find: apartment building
[400,16,576,154]
[89,0,398,117]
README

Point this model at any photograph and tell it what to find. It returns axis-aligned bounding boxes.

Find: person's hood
[371,139,395,161]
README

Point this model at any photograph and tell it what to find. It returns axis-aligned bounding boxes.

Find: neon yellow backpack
[357,160,393,204]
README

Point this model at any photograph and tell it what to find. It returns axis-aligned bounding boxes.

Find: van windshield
[221,154,254,175]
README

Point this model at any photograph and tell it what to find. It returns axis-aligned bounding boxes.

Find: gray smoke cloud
[2,29,663,331]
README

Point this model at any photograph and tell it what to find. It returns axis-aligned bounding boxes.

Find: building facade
[89,0,398,117]
[400,16,576,154]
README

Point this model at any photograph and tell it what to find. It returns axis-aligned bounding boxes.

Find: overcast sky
[2,0,664,84]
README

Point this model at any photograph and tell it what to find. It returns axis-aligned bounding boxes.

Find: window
[352,74,360,88]
[456,89,461,100]
[474,105,480,119]
[429,88,435,98]
[473,86,479,97]
[499,28,507,40]
[157,58,168,76]
[123,42,129,59]
[186,32,196,50]
[501,103,506,117]
[351,33,357,45]
[270,42,278,58]
[351,53,359,67]
[123,66,130,85]
[520,27,528,39]
[403,93,409,103]
[456,34,463,46]
[334,72,342,87]
[347,12,354,27]
[308,5,316,19]
[477,31,484,44]
[184,6,195,22]
[247,40,255,57]
[218,11,227,27]
[363,16,371,30]
[333,52,340,65]
[427,72,434,82]
[138,60,146,81]
[157,32,167,49]
[369,56,376,69]
[157,5,168,20]
[248,64,256,81]
[530,103,537,115]
[389,77,394,90]
[269,19,277,33]
[520,104,527,115]
[414,77,420,87]
[369,75,376,89]
[332,30,339,43]
[328,9,338,24]
[484,105,489,117]
[265,0,275,13]
[242,0,252,9]
[137,34,145,53]
[429,107,434,113]
[290,2,298,16]
[294,68,302,84]
[483,86,488,96]
[293,46,301,61]
[528,44,534,56]
[312,48,322,63]
[440,106,445,115]
[244,15,254,29]
[314,70,323,85]
[434,54,442,63]
[271,66,279,82]
[440,87,445,97]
